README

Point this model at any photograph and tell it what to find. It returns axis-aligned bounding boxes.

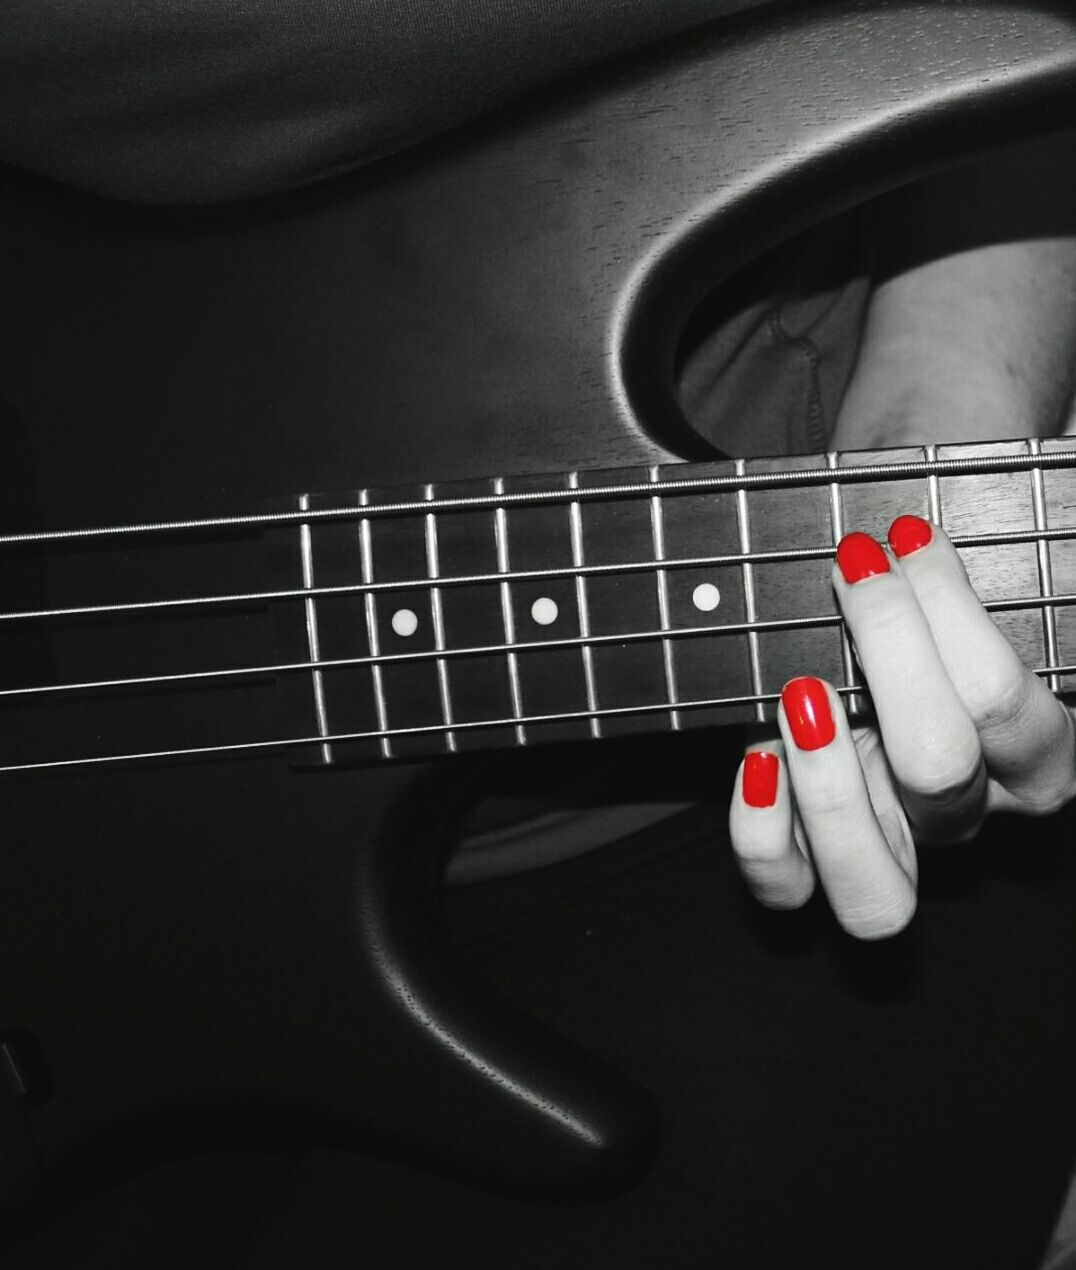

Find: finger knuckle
[754,873,817,911]
[796,774,860,823]
[733,833,790,868]
[851,591,907,647]
[839,891,918,942]
[963,667,1032,738]
[1020,781,1075,819]
[902,743,982,805]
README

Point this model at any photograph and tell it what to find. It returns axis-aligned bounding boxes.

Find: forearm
[831,131,1076,451]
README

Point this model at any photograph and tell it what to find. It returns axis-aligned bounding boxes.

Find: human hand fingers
[729,686,918,938]
[833,530,987,843]
[734,513,1076,937]
[728,741,815,912]
[776,677,917,940]
[884,515,1076,820]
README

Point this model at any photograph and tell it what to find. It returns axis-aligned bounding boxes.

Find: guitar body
[2,0,1076,1223]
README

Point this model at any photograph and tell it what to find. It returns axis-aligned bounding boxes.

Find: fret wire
[8,446,1076,547]
[827,452,861,710]
[6,664,1076,776]
[12,525,1076,626]
[9,590,1076,705]
[649,466,680,731]
[569,472,601,739]
[359,490,392,759]
[1028,439,1062,694]
[424,485,456,753]
[923,444,943,525]
[298,495,333,766]
[493,479,526,746]
[734,460,765,724]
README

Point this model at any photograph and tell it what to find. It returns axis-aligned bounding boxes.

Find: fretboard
[272,437,1076,768]
[4,437,1076,774]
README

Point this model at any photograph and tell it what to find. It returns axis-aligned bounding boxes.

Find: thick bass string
[3,444,1076,546]
[3,438,1076,772]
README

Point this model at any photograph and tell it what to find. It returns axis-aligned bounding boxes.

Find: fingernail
[743,751,779,807]
[888,514,933,558]
[781,677,836,751]
[836,531,890,584]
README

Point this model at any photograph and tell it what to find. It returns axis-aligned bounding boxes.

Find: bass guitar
[2,0,1075,1215]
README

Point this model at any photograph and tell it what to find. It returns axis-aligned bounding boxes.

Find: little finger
[729,743,816,910]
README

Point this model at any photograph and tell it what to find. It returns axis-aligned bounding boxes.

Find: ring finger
[886,515,1076,817]
[778,677,917,940]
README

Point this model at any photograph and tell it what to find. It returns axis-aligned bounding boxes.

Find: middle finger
[834,532,987,841]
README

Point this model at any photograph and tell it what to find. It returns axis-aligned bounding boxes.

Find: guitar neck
[272,436,1076,767]
[3,436,1076,774]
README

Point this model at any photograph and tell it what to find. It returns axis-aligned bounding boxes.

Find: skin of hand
[730,132,1076,939]
[730,520,1076,939]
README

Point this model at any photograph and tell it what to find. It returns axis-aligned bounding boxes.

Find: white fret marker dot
[391,608,418,637]
[692,583,721,613]
[531,597,559,626]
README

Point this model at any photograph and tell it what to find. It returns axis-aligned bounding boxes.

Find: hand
[728,514,1076,940]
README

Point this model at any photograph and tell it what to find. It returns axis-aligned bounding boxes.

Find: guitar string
[2,447,1076,547]
[0,589,1074,703]
[2,525,1076,625]
[3,446,1073,766]
[4,664,1076,775]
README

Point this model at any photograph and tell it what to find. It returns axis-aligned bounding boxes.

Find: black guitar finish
[2,0,1075,1220]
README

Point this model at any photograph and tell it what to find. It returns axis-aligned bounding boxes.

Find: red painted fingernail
[836,531,890,584]
[888,514,933,558]
[782,677,836,751]
[743,751,779,808]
